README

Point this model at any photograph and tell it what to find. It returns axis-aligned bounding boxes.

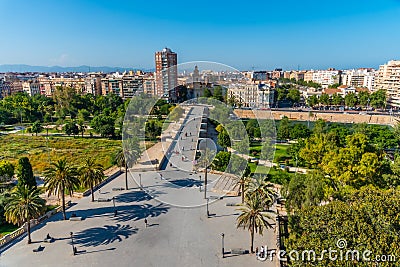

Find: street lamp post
[112,197,117,216]
[125,162,128,190]
[204,157,208,199]
[221,233,225,258]
[199,175,202,192]
[70,232,76,256]
[206,198,210,218]
[139,173,142,188]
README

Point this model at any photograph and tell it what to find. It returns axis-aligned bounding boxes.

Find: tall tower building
[155,47,178,101]
[375,60,400,107]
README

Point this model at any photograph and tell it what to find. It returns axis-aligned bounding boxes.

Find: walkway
[0,104,278,267]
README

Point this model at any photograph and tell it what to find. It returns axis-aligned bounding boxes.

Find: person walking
[144,218,148,228]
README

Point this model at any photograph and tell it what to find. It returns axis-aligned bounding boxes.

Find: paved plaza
[0,105,277,267]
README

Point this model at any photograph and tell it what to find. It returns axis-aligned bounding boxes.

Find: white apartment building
[374,60,400,107]
[312,70,341,88]
[341,68,375,91]
[22,80,40,96]
[228,83,274,108]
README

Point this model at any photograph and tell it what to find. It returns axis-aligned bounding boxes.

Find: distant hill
[0,64,155,73]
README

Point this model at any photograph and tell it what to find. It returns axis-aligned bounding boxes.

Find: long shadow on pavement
[166,178,202,188]
[114,203,169,223]
[69,203,170,223]
[117,190,153,203]
[71,224,137,247]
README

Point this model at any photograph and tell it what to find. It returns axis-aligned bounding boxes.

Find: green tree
[299,133,338,168]
[79,158,104,202]
[319,93,330,106]
[290,123,311,139]
[246,119,261,139]
[114,148,129,189]
[5,185,45,244]
[246,176,276,207]
[204,88,212,98]
[306,95,319,107]
[217,130,231,149]
[44,159,80,220]
[121,137,143,189]
[53,86,76,118]
[64,120,79,136]
[215,124,224,133]
[16,157,36,188]
[236,194,274,253]
[212,86,224,101]
[313,118,326,135]
[287,187,400,267]
[358,91,370,107]
[282,171,326,211]
[331,94,343,106]
[328,83,340,88]
[237,167,251,204]
[276,88,287,101]
[287,88,301,104]
[91,114,115,137]
[370,89,386,109]
[31,121,43,136]
[277,116,290,140]
[212,151,231,172]
[344,92,357,107]
[0,160,14,183]
[77,119,86,138]
[77,109,90,122]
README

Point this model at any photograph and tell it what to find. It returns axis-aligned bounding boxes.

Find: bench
[33,245,44,252]
[231,248,249,255]
[209,196,223,200]
[97,198,111,202]
[69,216,82,221]
[112,187,125,191]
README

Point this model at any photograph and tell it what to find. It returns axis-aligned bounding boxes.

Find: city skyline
[1,0,400,70]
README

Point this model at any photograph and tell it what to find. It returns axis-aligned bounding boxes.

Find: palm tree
[44,158,79,220]
[5,185,45,244]
[114,148,128,190]
[237,175,251,204]
[236,194,274,253]
[195,148,216,199]
[118,138,142,190]
[247,176,276,208]
[79,158,104,202]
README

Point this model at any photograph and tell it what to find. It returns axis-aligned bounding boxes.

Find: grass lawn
[0,134,124,175]
[46,204,59,212]
[0,223,19,237]
[274,144,291,163]
[248,162,271,174]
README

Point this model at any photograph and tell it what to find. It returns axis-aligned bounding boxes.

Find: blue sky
[1,0,400,70]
